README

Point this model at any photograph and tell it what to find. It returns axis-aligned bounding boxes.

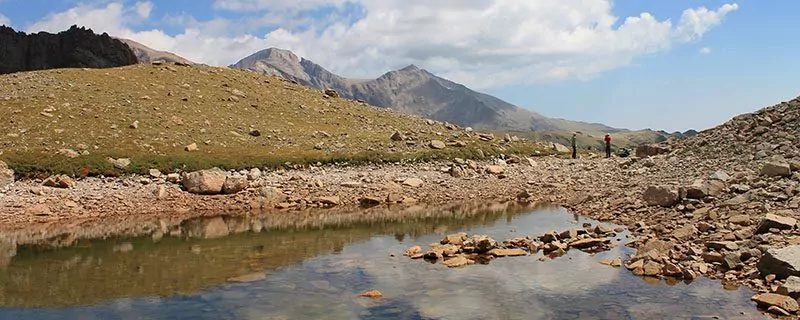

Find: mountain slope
[118,38,194,65]
[230,48,625,134]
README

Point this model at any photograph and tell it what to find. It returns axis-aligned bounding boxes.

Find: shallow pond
[0,204,765,319]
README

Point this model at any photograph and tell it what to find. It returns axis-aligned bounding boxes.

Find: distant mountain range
[227,48,696,146]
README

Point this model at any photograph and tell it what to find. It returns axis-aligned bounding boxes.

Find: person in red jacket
[604,134,612,158]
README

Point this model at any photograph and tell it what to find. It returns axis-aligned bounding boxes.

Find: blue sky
[0,0,796,132]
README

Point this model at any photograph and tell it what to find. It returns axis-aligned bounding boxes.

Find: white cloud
[699,47,712,55]
[0,13,10,27]
[24,1,739,89]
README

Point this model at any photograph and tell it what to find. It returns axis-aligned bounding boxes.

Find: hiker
[604,134,612,158]
[571,133,577,159]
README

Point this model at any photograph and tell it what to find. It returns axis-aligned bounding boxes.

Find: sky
[0,0,797,132]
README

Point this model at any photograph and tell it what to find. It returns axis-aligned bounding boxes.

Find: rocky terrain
[117,38,194,65]
[0,25,137,75]
[2,94,798,317]
[230,48,681,147]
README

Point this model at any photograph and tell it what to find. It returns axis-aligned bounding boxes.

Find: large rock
[182,168,227,195]
[756,213,797,234]
[0,160,13,188]
[685,179,725,199]
[635,144,670,158]
[761,161,792,177]
[429,140,446,149]
[751,293,800,314]
[777,276,800,299]
[222,175,248,194]
[643,186,679,207]
[42,175,76,188]
[758,245,800,279]
[461,235,498,254]
[0,25,137,75]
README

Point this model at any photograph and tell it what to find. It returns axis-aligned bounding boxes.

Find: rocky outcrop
[0,25,137,75]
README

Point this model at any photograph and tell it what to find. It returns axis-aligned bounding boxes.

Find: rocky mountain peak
[0,25,137,75]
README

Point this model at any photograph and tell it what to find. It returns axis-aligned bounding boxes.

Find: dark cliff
[0,25,138,75]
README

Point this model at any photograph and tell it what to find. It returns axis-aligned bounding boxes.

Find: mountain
[0,25,137,75]
[229,48,630,134]
[117,38,194,65]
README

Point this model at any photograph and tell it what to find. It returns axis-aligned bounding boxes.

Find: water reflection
[0,203,762,320]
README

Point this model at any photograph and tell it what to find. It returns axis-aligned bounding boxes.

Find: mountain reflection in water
[0,202,760,320]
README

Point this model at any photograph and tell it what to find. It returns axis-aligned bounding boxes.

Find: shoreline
[1,153,799,317]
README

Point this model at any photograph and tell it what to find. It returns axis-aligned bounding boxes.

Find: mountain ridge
[230,47,629,134]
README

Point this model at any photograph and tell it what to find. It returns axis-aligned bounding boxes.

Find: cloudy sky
[0,0,797,132]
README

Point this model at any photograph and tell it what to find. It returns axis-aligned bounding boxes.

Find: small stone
[185,143,198,152]
[488,248,527,257]
[442,255,473,268]
[358,290,383,298]
[761,161,792,177]
[429,140,446,149]
[402,178,423,187]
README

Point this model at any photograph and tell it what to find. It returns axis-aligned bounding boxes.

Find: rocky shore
[1,97,799,317]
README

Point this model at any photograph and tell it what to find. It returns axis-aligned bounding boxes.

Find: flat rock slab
[756,213,797,234]
[569,238,610,249]
[751,293,800,313]
[488,248,527,257]
[442,255,473,268]
[758,245,800,279]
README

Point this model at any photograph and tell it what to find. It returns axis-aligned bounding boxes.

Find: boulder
[758,245,800,279]
[635,144,670,158]
[390,131,406,141]
[751,293,799,314]
[685,179,725,199]
[761,161,792,177]
[485,165,504,175]
[756,213,797,234]
[182,168,227,195]
[222,175,248,194]
[643,186,679,207]
[402,178,423,187]
[106,157,131,169]
[777,276,800,299]
[317,196,341,206]
[461,235,498,254]
[441,232,468,246]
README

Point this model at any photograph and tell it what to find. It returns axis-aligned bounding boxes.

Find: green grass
[0,64,554,176]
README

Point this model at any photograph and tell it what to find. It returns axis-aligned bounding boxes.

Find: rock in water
[643,186,679,207]
[359,290,382,298]
[758,245,800,279]
[182,168,227,195]
[751,293,800,314]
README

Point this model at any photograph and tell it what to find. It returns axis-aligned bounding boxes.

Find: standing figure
[604,134,612,158]
[571,133,577,159]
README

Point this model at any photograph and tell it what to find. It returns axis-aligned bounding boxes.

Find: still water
[0,203,764,320]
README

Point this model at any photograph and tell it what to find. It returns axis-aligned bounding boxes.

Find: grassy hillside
[0,63,547,176]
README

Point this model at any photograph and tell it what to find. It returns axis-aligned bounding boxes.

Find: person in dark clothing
[604,134,612,158]
[571,133,577,159]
